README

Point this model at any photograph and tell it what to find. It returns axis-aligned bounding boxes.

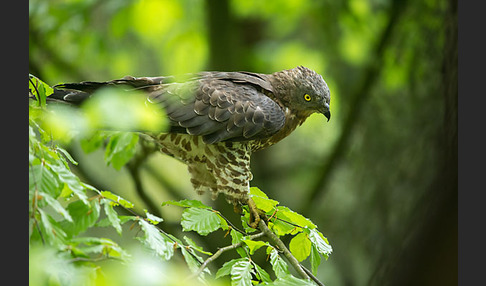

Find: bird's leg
[233,203,243,215]
[247,197,261,229]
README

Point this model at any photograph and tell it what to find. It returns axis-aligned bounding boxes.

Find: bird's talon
[247,198,261,229]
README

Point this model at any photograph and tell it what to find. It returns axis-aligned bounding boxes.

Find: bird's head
[272,66,331,121]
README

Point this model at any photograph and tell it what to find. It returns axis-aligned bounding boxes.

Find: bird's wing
[148,73,286,144]
[52,72,286,144]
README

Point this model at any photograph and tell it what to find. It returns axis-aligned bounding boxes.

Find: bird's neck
[266,70,295,108]
[251,108,311,152]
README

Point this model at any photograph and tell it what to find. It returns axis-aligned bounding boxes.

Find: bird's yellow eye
[304,94,312,102]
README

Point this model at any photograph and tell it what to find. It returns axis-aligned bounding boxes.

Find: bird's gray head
[272,66,331,121]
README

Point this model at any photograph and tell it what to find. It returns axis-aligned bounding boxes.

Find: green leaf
[270,274,316,286]
[104,132,139,170]
[137,219,174,260]
[102,199,122,235]
[267,247,290,278]
[40,192,73,222]
[268,219,295,236]
[162,199,212,209]
[181,247,203,274]
[216,258,247,279]
[29,164,62,199]
[48,162,88,204]
[310,244,321,276]
[29,74,53,107]
[181,207,222,236]
[249,187,268,198]
[41,104,89,143]
[276,206,316,230]
[252,262,272,283]
[55,146,78,166]
[82,86,167,132]
[144,209,164,225]
[240,210,258,234]
[184,236,213,255]
[100,190,134,208]
[230,229,248,258]
[65,200,100,237]
[80,131,107,153]
[230,260,253,286]
[249,187,279,213]
[308,228,332,259]
[37,208,67,247]
[289,232,312,262]
[242,240,267,255]
[70,237,129,260]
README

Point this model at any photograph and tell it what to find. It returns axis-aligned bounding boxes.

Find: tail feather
[50,75,169,105]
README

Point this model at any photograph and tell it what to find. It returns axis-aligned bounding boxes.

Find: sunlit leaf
[276,206,316,230]
[137,219,174,260]
[65,200,100,237]
[162,199,213,209]
[181,247,203,274]
[289,232,311,262]
[29,74,53,107]
[252,262,272,283]
[267,247,290,278]
[310,244,321,275]
[230,260,253,286]
[184,236,213,256]
[250,187,279,213]
[29,164,62,199]
[181,207,222,236]
[104,132,139,170]
[216,258,246,279]
[41,192,73,222]
[268,218,295,236]
[48,161,88,204]
[82,86,167,132]
[100,190,134,209]
[37,208,67,247]
[230,229,248,258]
[41,104,89,143]
[308,228,332,260]
[270,274,316,286]
[242,240,267,255]
[102,199,122,235]
[144,209,164,225]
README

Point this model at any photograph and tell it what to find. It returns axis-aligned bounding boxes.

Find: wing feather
[53,72,285,144]
[146,75,286,143]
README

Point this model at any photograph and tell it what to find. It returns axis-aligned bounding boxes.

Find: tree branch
[257,220,312,282]
[189,232,265,280]
[126,140,163,218]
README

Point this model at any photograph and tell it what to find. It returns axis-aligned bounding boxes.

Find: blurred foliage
[29,0,457,285]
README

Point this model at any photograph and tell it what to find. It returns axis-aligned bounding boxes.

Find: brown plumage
[52,66,331,209]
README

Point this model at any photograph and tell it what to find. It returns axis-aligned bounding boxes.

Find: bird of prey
[51,66,331,227]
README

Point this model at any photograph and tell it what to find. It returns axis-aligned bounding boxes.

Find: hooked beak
[320,103,331,122]
[323,110,331,122]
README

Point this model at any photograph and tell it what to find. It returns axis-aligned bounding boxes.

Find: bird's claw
[247,197,261,229]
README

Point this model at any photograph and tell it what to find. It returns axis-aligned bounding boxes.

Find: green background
[29,0,457,284]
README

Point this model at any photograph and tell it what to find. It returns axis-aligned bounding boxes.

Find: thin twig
[258,220,319,283]
[188,232,265,280]
[126,137,163,217]
[214,210,246,235]
[301,265,325,286]
[259,220,325,285]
